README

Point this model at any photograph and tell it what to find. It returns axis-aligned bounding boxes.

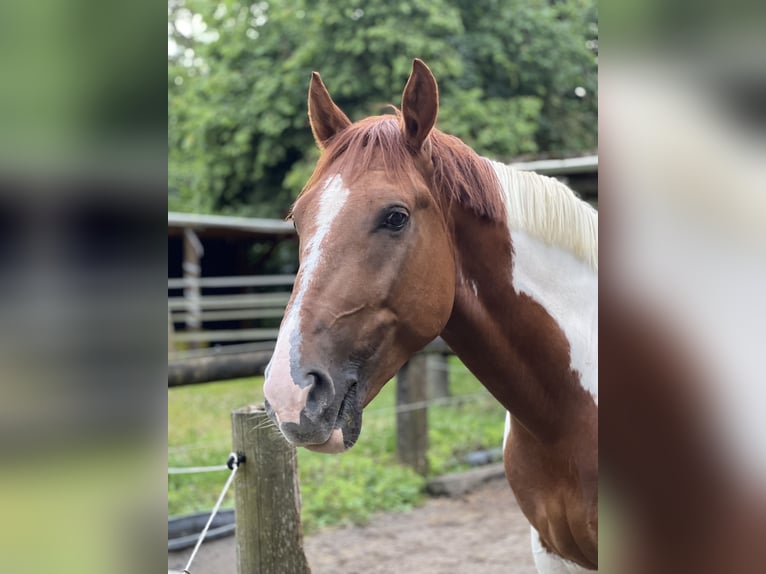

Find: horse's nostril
[305,370,335,417]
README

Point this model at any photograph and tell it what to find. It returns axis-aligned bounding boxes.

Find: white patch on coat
[530,527,593,574]
[511,230,598,403]
[264,174,350,423]
[489,160,598,404]
[503,411,511,451]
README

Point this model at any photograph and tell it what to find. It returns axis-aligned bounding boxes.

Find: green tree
[169,0,597,216]
[447,0,597,153]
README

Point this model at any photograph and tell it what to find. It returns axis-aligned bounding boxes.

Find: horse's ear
[400,59,439,153]
[308,72,352,149]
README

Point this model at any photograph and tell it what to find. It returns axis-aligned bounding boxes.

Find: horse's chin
[304,428,348,453]
[304,405,362,453]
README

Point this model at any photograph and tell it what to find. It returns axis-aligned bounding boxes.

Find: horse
[263,59,598,573]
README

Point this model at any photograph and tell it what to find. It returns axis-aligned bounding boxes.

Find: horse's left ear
[401,59,439,153]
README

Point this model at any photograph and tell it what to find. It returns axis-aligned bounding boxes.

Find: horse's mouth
[305,381,362,453]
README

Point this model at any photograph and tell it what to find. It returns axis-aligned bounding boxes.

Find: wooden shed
[168,212,297,356]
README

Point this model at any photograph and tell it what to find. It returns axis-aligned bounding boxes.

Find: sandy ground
[169,476,536,574]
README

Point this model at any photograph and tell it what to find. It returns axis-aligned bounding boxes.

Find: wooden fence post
[231,404,310,574]
[396,353,429,476]
[426,353,450,399]
[183,228,204,349]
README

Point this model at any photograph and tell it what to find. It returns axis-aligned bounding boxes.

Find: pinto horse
[263,59,598,572]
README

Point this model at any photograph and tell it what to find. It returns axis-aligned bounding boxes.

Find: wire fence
[169,464,231,475]
[168,382,500,468]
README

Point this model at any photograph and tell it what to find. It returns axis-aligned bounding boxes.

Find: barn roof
[168,155,597,238]
[509,154,598,176]
[168,212,295,239]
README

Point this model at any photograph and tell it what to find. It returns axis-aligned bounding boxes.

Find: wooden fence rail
[173,328,280,344]
[168,292,291,312]
[168,274,294,350]
[170,339,452,476]
[169,350,274,387]
[168,274,296,289]
[168,338,450,386]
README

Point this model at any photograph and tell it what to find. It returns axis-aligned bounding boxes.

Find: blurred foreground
[600,3,766,571]
[0,2,165,573]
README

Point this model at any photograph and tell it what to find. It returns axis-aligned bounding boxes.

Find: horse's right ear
[308,72,352,149]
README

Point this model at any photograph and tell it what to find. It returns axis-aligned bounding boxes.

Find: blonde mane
[490,160,598,271]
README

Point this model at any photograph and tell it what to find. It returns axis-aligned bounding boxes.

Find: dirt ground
[168,476,536,574]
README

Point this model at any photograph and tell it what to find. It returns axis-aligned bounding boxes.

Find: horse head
[263,60,456,452]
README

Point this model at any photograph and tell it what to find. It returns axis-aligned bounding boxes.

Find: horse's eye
[382,210,409,231]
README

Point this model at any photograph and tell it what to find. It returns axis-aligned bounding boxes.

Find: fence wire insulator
[181,452,244,574]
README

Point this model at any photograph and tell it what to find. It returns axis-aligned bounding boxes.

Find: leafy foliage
[169,0,597,216]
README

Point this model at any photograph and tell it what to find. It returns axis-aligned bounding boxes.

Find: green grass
[168,357,506,533]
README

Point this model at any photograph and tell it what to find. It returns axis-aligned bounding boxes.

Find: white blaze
[264,175,351,423]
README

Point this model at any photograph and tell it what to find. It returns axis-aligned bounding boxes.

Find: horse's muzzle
[264,376,362,453]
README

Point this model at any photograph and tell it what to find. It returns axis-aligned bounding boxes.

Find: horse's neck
[441,168,597,442]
